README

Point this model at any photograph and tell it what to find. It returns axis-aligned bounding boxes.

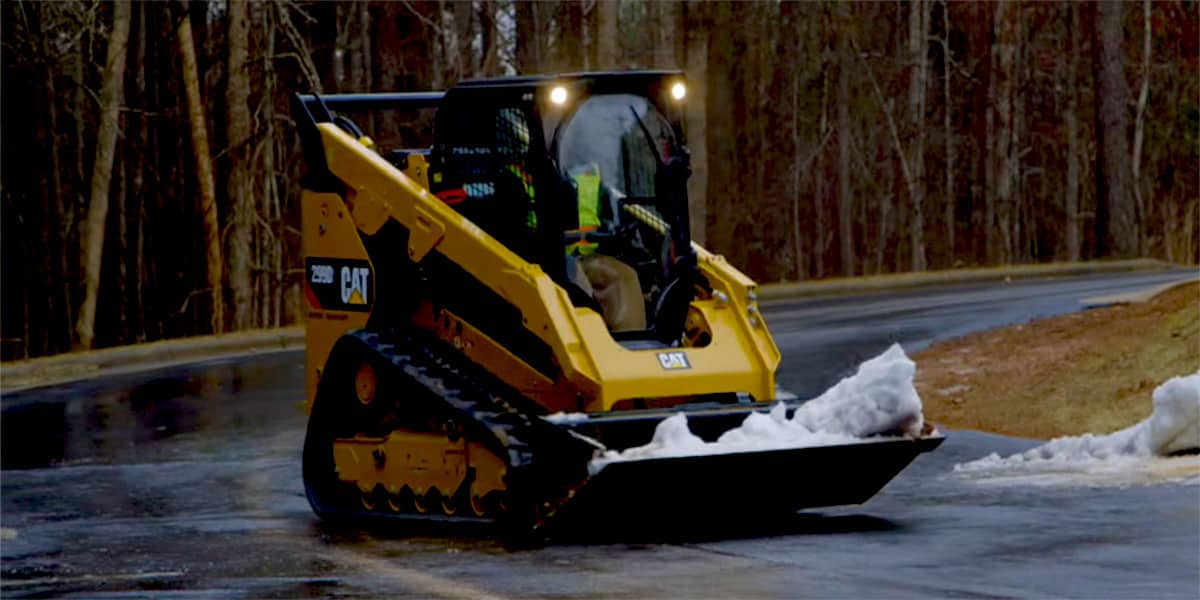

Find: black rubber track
[302,329,595,534]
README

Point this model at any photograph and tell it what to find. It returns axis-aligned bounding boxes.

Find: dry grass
[915,282,1200,439]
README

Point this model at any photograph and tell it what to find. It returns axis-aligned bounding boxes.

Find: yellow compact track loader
[293,71,941,535]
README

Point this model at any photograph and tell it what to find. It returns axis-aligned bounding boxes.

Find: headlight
[550,86,568,105]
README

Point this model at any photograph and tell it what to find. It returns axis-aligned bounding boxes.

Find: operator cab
[293,71,703,345]
[428,71,703,345]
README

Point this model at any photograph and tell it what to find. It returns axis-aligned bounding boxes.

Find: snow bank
[589,344,926,473]
[788,343,925,438]
[1149,372,1200,456]
[956,371,1200,483]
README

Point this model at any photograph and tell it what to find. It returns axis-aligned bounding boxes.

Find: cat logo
[341,266,370,305]
[656,351,691,370]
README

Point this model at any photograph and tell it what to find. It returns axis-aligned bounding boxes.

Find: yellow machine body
[303,123,781,416]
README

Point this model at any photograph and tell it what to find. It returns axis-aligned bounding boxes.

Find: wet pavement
[2,270,1198,598]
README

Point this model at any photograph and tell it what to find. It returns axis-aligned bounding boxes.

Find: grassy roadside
[914,282,1199,439]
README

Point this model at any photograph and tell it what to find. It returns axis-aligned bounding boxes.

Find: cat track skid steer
[292,71,941,536]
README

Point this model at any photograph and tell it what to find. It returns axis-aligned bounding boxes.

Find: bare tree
[176,0,223,333]
[906,0,928,271]
[515,1,541,72]
[8,0,1200,362]
[1093,0,1137,257]
[684,0,707,246]
[940,0,954,265]
[450,0,475,79]
[1131,0,1151,254]
[227,0,254,329]
[554,1,584,71]
[653,1,680,69]
[989,0,1018,264]
[597,0,619,68]
[75,0,132,349]
[815,62,829,280]
[1063,3,1082,261]
[836,1,854,277]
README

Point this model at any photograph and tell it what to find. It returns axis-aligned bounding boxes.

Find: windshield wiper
[629,105,667,169]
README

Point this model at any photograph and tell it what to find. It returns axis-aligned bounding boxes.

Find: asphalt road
[2,269,1197,598]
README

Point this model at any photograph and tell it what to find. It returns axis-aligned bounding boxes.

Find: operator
[495,108,539,232]
[565,163,647,332]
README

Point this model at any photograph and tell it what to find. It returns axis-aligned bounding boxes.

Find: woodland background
[1,0,1197,360]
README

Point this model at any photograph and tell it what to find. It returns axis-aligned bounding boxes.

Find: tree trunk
[1092,0,1137,258]
[360,1,372,88]
[907,0,927,271]
[356,0,373,133]
[1007,8,1022,263]
[751,3,776,269]
[476,1,495,76]
[1131,0,1150,255]
[1064,3,1082,261]
[177,0,223,334]
[516,0,539,72]
[38,8,69,353]
[582,0,597,69]
[790,67,803,279]
[123,0,147,343]
[942,0,955,266]
[815,80,829,280]
[989,0,1017,265]
[451,0,474,79]
[75,0,131,350]
[706,1,736,256]
[811,53,830,278]
[836,1,854,277]
[555,1,584,71]
[684,0,707,246]
[597,0,619,68]
[654,0,680,69]
[227,0,254,330]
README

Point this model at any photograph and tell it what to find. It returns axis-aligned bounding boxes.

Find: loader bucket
[546,434,944,531]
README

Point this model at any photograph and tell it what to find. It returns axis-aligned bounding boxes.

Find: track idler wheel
[471,490,507,519]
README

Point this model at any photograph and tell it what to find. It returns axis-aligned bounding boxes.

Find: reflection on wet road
[2,270,1197,598]
[2,353,302,470]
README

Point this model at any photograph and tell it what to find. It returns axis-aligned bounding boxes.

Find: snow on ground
[589,344,926,474]
[955,371,1200,487]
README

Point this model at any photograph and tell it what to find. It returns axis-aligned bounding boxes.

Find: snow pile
[543,411,589,425]
[590,344,926,473]
[786,344,925,438]
[1148,372,1200,456]
[956,371,1200,485]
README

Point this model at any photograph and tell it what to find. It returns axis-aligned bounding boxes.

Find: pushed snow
[787,344,925,438]
[543,411,589,425]
[1148,373,1200,456]
[956,371,1200,486]
[589,344,926,474]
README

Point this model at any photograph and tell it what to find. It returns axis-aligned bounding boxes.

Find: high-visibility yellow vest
[567,171,602,255]
[504,163,538,228]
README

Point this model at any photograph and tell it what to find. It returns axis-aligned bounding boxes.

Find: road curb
[756,258,1179,302]
[1080,275,1200,307]
[0,327,304,394]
